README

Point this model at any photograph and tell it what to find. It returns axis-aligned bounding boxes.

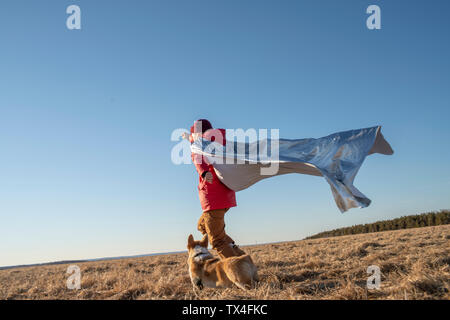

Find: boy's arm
[192,153,210,178]
[186,132,213,183]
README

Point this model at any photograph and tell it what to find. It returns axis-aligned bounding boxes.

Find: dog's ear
[187,234,195,249]
[200,234,208,248]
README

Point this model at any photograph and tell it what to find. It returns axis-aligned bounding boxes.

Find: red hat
[190,119,213,134]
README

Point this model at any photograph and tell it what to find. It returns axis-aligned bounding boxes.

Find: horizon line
[0,239,295,270]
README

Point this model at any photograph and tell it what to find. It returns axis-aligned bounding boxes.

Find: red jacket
[191,128,237,212]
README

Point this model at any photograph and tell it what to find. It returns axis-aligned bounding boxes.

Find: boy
[182,119,245,259]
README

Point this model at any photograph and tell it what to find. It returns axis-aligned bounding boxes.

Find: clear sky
[1,0,449,267]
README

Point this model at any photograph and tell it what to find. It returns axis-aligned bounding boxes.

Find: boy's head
[190,119,213,135]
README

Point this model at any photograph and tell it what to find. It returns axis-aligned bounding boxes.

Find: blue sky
[0,0,449,267]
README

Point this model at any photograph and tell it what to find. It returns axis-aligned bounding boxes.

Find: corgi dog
[187,234,258,291]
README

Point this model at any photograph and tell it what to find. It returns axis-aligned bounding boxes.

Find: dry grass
[1,225,449,300]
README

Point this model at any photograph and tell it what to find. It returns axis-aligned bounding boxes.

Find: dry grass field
[1,225,449,300]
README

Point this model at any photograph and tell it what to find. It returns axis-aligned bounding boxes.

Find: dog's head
[187,234,212,290]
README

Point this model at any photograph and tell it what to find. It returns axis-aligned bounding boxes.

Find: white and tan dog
[187,234,258,291]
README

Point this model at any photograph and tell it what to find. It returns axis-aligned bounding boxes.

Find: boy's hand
[203,171,213,183]
[181,132,190,140]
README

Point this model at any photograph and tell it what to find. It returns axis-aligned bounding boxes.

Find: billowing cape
[190,126,393,212]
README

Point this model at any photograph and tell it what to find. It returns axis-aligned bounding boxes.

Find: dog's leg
[233,281,251,291]
[192,285,202,299]
[227,270,253,290]
[216,268,233,288]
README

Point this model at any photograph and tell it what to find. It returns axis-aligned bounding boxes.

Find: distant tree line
[305,210,450,240]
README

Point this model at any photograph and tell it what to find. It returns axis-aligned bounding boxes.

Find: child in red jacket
[182,119,245,259]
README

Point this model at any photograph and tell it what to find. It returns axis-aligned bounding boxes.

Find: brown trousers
[197,208,246,259]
